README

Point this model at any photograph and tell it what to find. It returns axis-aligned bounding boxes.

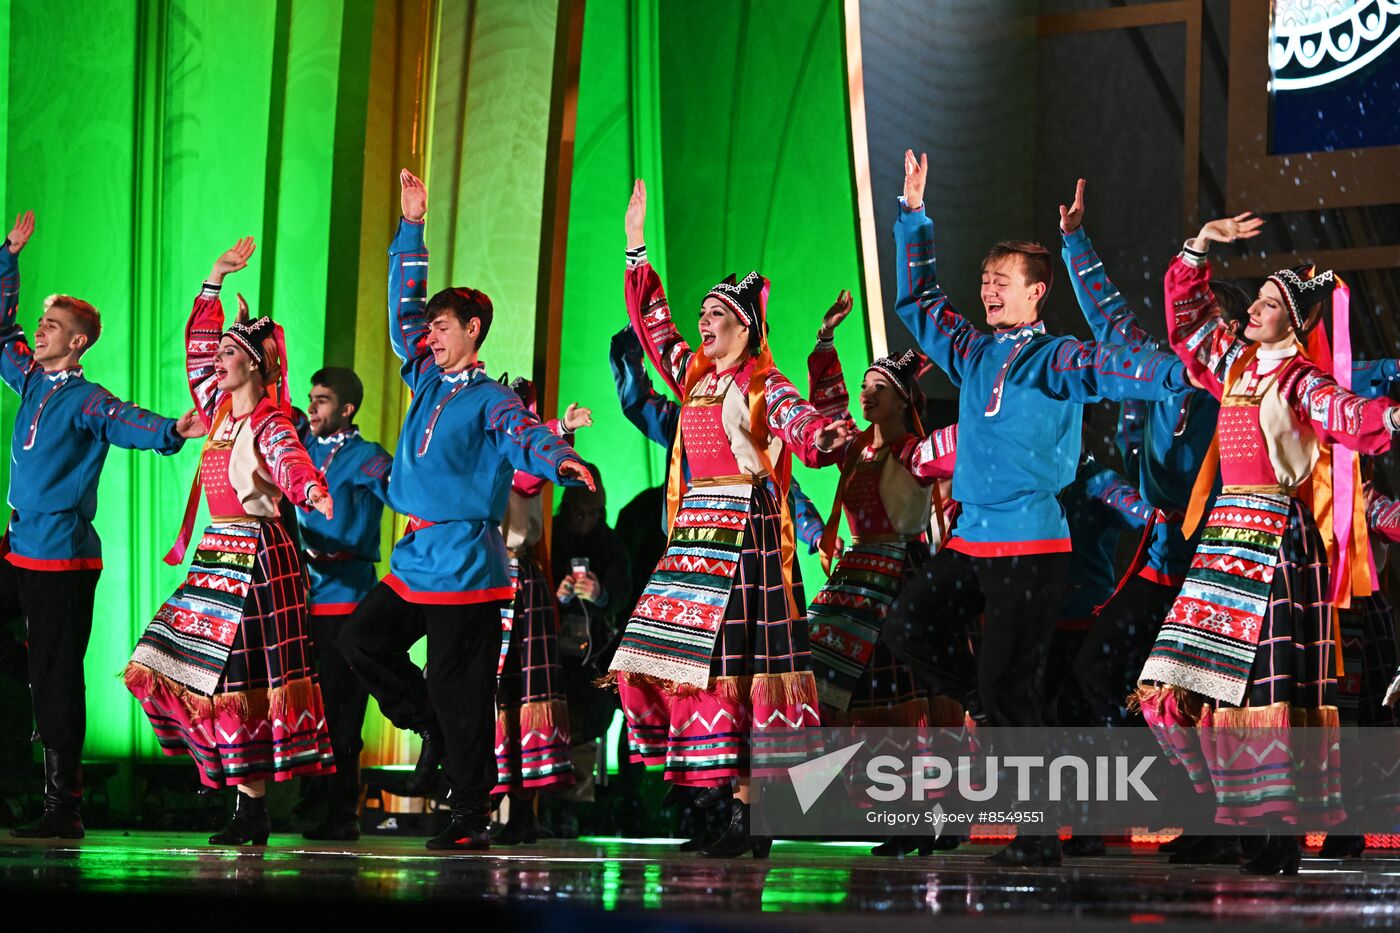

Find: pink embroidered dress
[125,283,334,788]
[1136,250,1398,828]
[607,249,836,787]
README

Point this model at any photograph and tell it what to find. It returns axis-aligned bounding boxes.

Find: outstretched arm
[902,424,958,482]
[1027,336,1190,404]
[1279,360,1400,455]
[624,180,693,398]
[1059,179,1154,348]
[765,368,852,468]
[388,169,432,382]
[893,150,983,386]
[487,389,596,490]
[255,411,331,517]
[0,210,38,394]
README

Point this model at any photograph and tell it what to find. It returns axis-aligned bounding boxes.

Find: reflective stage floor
[4,832,1400,930]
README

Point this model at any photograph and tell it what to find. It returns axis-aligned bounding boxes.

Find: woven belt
[690,473,767,488]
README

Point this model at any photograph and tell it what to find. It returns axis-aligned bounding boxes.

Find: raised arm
[893,150,983,386]
[1165,214,1263,396]
[609,325,680,447]
[512,410,587,496]
[0,211,38,394]
[624,180,694,399]
[901,423,958,483]
[808,291,854,421]
[186,238,255,424]
[1058,180,1154,348]
[389,169,431,382]
[1279,360,1400,456]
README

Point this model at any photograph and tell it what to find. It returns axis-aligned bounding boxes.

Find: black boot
[303,761,361,841]
[208,792,271,846]
[698,800,769,858]
[11,747,84,839]
[1169,835,1241,865]
[1062,834,1106,857]
[491,794,539,846]
[404,726,445,798]
[1318,834,1365,859]
[426,799,491,851]
[986,834,1062,867]
[1240,834,1300,876]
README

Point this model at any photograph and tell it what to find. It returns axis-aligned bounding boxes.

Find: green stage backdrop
[0,0,871,764]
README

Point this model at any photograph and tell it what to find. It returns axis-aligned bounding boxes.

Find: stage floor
[3,832,1399,929]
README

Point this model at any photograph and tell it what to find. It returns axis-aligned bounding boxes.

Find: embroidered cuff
[626,245,647,269]
[814,336,835,351]
[1386,407,1400,434]
[1180,241,1208,268]
[201,281,223,296]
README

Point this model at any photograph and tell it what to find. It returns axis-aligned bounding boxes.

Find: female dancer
[126,237,335,846]
[1135,213,1400,874]
[607,180,850,858]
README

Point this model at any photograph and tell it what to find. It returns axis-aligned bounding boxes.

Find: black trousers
[883,548,1069,728]
[340,582,503,806]
[0,560,100,754]
[1073,575,1177,727]
[310,611,370,776]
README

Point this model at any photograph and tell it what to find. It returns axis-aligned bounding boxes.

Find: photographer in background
[550,469,633,836]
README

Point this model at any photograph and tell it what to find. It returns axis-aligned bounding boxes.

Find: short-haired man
[881,152,1192,866]
[297,365,392,841]
[340,170,594,851]
[0,210,204,838]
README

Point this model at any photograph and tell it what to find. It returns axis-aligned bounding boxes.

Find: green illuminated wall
[558,0,870,589]
[0,0,871,765]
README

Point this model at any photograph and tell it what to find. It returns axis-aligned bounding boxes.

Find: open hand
[818,290,853,340]
[563,403,593,431]
[209,237,256,285]
[308,486,334,520]
[400,168,427,223]
[175,408,208,440]
[1190,213,1264,252]
[903,149,928,211]
[6,211,34,255]
[1059,178,1086,233]
[625,179,646,249]
[560,459,596,491]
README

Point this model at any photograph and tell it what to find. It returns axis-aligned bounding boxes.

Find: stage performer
[125,236,336,846]
[1134,212,1400,875]
[0,211,202,839]
[606,179,851,860]
[296,366,392,841]
[882,150,1194,867]
[338,169,592,852]
[491,378,591,846]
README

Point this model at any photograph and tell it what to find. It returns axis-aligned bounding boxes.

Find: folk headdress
[1266,264,1336,335]
[223,294,292,416]
[705,271,769,338]
[866,349,927,406]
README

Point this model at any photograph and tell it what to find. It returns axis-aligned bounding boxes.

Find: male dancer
[0,210,203,837]
[297,366,392,841]
[882,152,1193,865]
[340,171,593,851]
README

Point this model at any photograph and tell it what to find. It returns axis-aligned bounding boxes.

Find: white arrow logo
[788,741,864,814]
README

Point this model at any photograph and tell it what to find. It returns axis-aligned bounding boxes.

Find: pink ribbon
[1330,279,1354,603]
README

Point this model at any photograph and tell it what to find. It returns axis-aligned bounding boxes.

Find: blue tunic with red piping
[298,428,392,614]
[384,218,584,605]
[0,245,185,570]
[893,200,1190,556]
